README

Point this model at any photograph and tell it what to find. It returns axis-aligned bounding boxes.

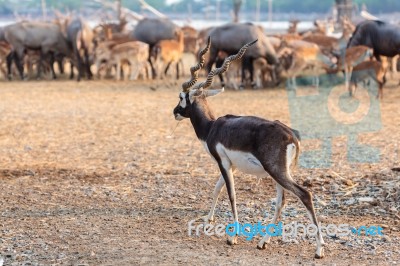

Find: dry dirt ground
[0,78,399,265]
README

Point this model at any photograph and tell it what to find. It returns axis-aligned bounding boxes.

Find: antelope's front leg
[203,175,225,223]
[218,161,238,245]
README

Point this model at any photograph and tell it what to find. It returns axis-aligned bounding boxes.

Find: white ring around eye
[179,92,187,108]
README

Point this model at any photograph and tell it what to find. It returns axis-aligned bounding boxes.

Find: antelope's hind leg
[259,144,325,258]
[257,183,286,249]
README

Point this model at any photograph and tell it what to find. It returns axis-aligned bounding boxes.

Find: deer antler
[191,39,258,90]
[182,36,211,92]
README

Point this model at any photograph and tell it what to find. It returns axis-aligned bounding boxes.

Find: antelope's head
[173,37,257,121]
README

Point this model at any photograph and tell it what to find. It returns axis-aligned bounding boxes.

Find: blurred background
[0,0,400,28]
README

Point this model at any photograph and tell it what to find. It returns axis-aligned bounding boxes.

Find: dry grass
[0,78,399,265]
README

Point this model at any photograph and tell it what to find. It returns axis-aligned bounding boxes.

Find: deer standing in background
[152,30,185,79]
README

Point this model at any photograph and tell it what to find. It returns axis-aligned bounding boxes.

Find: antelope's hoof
[257,243,266,250]
[314,248,325,259]
[203,216,215,224]
[227,236,237,245]
[197,215,214,224]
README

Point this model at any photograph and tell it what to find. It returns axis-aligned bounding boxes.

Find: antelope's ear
[204,87,224,98]
[189,88,203,100]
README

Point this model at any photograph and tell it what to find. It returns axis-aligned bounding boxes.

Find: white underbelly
[216,143,266,176]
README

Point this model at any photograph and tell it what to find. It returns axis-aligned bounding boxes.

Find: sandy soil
[0,78,399,265]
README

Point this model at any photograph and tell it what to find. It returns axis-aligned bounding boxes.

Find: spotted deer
[277,41,336,89]
[350,60,386,99]
[173,37,325,259]
[95,40,149,80]
[337,45,374,93]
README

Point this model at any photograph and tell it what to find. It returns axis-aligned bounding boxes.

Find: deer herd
[0,14,398,99]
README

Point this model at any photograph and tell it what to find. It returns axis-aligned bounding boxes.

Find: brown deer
[278,41,336,89]
[350,60,387,99]
[0,41,10,78]
[95,41,149,80]
[337,45,373,92]
[152,29,185,79]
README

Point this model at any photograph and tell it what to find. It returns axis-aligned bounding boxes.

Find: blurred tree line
[0,0,399,16]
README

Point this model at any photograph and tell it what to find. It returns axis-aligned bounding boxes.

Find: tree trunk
[233,0,242,23]
[335,0,353,22]
[41,0,47,20]
[116,0,122,20]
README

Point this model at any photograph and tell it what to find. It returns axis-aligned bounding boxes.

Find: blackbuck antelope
[173,37,325,259]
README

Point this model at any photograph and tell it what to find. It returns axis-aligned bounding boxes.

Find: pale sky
[166,0,183,5]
